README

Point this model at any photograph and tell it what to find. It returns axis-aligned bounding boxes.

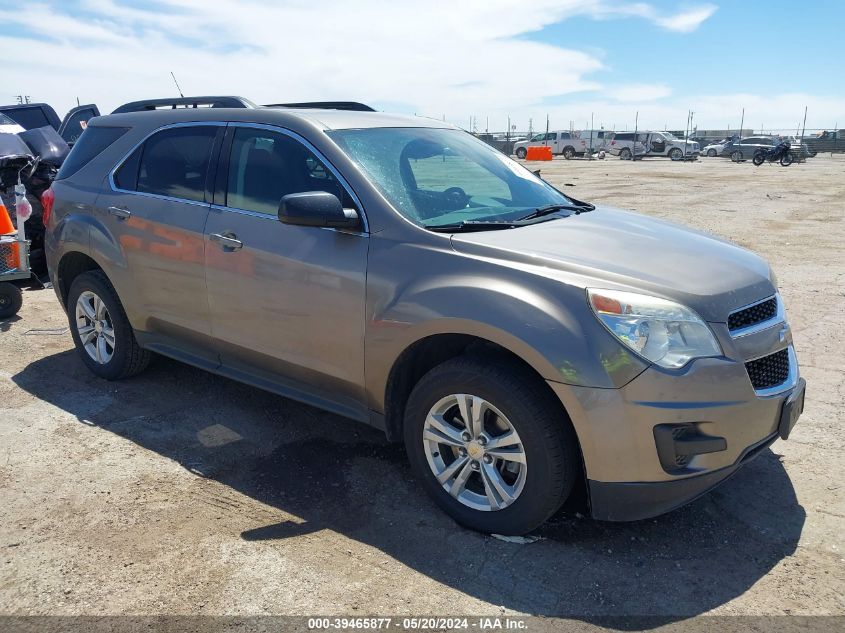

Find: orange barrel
[525,146,553,161]
[0,204,14,235]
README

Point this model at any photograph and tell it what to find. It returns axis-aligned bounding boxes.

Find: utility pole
[633,111,639,160]
[800,106,808,141]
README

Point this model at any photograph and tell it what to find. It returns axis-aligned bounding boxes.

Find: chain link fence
[475,128,845,156]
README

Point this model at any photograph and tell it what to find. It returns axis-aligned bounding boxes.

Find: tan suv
[44,105,805,535]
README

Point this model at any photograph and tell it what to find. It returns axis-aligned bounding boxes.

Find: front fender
[364,234,647,412]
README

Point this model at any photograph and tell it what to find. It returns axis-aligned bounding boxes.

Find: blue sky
[528,0,845,113]
[0,1,842,132]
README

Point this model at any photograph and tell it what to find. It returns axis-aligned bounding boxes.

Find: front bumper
[548,337,805,521]
[588,429,779,521]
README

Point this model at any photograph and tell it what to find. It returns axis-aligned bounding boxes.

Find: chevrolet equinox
[44,107,805,535]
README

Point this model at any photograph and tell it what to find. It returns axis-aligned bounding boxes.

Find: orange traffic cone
[0,203,14,235]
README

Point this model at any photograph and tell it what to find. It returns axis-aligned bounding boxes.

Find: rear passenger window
[226,127,348,215]
[113,146,141,190]
[136,126,218,203]
[57,126,128,180]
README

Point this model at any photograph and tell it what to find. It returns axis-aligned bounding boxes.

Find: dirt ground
[1,154,843,622]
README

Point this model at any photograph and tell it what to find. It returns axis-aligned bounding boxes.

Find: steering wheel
[443,186,470,208]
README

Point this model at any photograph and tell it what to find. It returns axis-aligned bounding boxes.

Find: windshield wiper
[424,217,560,233]
[517,201,595,221]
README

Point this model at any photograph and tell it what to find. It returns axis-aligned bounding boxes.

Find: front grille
[745,349,790,390]
[729,297,778,332]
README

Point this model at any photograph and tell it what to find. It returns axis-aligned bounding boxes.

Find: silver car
[44,106,805,535]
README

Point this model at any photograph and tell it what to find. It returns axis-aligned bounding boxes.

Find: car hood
[449,206,774,322]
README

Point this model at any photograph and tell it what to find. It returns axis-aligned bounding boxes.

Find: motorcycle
[753,140,794,167]
[0,126,68,277]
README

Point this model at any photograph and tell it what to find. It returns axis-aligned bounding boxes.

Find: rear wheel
[780,152,794,167]
[0,282,22,319]
[706,149,717,157]
[669,148,683,160]
[404,356,579,535]
[562,146,575,159]
[67,271,151,380]
[515,147,527,159]
[619,147,632,160]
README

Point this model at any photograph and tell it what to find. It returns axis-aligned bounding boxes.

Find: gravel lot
[1,155,843,622]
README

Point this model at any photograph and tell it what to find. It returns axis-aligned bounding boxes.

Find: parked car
[45,107,804,535]
[702,138,732,157]
[607,130,699,159]
[0,102,101,146]
[0,112,25,135]
[513,130,605,159]
[513,130,578,159]
[726,136,776,162]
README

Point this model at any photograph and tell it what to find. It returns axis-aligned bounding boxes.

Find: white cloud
[589,1,717,33]
[0,1,839,134]
[653,5,719,33]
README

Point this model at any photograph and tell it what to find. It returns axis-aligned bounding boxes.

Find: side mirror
[278,191,360,229]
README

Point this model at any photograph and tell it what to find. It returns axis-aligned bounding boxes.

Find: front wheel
[731,150,743,162]
[669,148,683,161]
[780,152,794,166]
[752,152,766,166]
[404,356,579,535]
[0,282,22,319]
[707,149,717,157]
[562,146,575,159]
[67,270,151,380]
[619,147,632,160]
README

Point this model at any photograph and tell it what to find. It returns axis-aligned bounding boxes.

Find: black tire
[707,149,717,157]
[515,148,527,159]
[562,146,575,159]
[669,148,683,161]
[67,270,151,380]
[619,147,632,160]
[780,152,794,167]
[752,152,765,166]
[403,355,579,535]
[0,282,23,319]
[730,150,743,162]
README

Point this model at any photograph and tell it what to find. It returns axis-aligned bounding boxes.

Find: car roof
[90,107,457,132]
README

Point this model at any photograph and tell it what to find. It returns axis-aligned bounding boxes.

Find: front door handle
[209,232,243,251]
[108,206,131,220]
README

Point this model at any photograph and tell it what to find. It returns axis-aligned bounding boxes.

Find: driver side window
[226,127,350,215]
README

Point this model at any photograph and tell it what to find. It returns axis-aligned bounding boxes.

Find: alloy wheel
[422,394,527,512]
[75,290,115,364]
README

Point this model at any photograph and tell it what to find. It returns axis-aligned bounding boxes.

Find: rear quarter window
[57,126,129,180]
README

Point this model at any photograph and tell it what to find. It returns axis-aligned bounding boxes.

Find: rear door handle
[209,232,243,251]
[108,206,131,220]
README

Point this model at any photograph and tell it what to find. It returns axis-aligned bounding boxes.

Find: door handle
[209,232,243,251]
[108,206,131,220]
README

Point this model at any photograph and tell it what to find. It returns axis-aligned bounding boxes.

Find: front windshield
[327,127,573,227]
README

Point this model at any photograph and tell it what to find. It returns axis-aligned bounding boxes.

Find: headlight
[587,289,722,369]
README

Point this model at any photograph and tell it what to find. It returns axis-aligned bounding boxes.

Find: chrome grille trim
[747,345,799,397]
[729,294,784,338]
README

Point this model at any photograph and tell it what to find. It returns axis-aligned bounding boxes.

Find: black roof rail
[264,101,376,112]
[112,96,257,114]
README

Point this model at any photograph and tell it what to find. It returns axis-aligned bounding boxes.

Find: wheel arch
[56,251,107,309]
[382,331,572,443]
